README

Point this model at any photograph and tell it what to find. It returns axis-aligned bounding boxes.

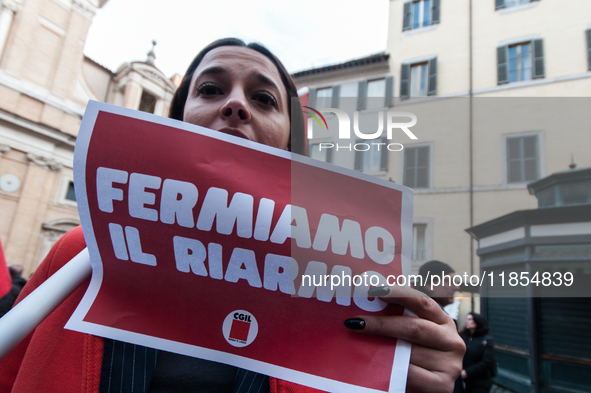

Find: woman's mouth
[217,127,250,141]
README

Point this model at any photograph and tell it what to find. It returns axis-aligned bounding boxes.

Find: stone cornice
[72,0,97,20]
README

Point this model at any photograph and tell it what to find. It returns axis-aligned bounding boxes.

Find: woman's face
[465,314,476,331]
[183,46,291,150]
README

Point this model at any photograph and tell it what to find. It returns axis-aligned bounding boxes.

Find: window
[508,43,532,82]
[309,143,333,163]
[412,224,427,261]
[586,29,591,71]
[404,146,430,188]
[56,173,77,207]
[495,0,537,10]
[354,138,388,173]
[308,86,340,109]
[65,181,76,201]
[139,90,157,113]
[506,135,539,183]
[366,79,386,109]
[410,63,428,97]
[400,58,437,99]
[357,77,394,110]
[497,40,544,84]
[316,87,332,109]
[403,0,440,31]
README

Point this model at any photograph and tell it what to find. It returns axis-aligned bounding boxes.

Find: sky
[83,0,390,78]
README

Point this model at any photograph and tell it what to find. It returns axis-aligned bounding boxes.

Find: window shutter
[331,85,341,109]
[485,297,529,350]
[308,88,317,108]
[523,135,539,181]
[403,147,415,187]
[417,146,430,188]
[403,2,412,31]
[354,141,364,171]
[532,39,545,79]
[428,58,437,96]
[385,76,394,107]
[326,146,333,164]
[586,30,591,70]
[357,80,367,110]
[431,0,441,24]
[497,46,509,84]
[495,0,505,10]
[380,137,389,171]
[400,64,410,99]
[540,298,591,360]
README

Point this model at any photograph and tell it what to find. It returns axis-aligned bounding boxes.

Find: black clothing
[0,285,21,318]
[461,333,496,393]
[149,351,237,393]
[99,339,270,393]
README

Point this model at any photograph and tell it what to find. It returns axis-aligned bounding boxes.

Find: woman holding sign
[0,38,464,393]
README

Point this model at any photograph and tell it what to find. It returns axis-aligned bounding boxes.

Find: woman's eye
[198,83,223,96]
[253,92,277,108]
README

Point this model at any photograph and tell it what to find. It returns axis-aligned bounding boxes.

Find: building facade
[0,0,176,276]
[295,0,591,291]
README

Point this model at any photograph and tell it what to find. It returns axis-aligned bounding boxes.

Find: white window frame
[507,42,533,83]
[315,87,332,109]
[497,0,539,13]
[309,141,333,163]
[362,146,383,174]
[408,0,433,30]
[505,0,531,7]
[411,218,434,271]
[410,63,429,98]
[365,78,386,109]
[56,171,77,208]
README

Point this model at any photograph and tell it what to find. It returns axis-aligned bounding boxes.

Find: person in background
[0,265,27,318]
[416,260,461,309]
[415,260,464,393]
[460,313,497,393]
[8,265,27,292]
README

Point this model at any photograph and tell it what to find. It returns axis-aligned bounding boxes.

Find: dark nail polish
[367,286,390,297]
[344,318,366,330]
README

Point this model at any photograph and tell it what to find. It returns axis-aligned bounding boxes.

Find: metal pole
[469,0,475,312]
[0,248,91,360]
[526,260,542,393]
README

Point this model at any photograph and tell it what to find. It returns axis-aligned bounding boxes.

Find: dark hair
[415,260,455,290]
[461,312,490,338]
[168,38,305,155]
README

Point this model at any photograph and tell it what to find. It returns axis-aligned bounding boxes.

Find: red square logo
[229,319,250,342]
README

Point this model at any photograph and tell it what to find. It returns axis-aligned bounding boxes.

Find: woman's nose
[219,96,251,123]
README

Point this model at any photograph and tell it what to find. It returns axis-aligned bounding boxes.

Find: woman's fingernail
[367,286,390,297]
[344,318,366,330]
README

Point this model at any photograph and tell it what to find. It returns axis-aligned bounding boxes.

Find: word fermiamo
[96,167,396,312]
[308,110,417,152]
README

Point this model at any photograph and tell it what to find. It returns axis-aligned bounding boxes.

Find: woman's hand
[345,285,465,393]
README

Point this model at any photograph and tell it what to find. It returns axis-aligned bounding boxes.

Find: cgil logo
[303,107,418,152]
[222,310,258,347]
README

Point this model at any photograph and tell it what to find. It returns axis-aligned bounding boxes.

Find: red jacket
[0,227,322,393]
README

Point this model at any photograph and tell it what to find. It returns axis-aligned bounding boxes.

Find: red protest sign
[67,102,414,393]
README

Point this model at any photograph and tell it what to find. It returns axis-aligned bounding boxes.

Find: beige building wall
[472,0,591,92]
[0,0,99,276]
[296,0,591,317]
[384,0,591,307]
[387,0,471,97]
[0,0,175,276]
